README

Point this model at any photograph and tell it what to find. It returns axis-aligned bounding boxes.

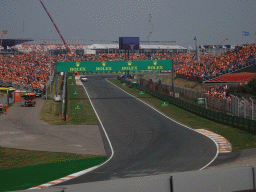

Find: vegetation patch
[67,76,99,125]
[0,146,106,191]
[39,75,99,125]
[39,76,65,125]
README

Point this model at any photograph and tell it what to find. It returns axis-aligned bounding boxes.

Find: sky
[1,0,256,48]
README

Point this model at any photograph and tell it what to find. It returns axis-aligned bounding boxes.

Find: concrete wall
[173,166,255,192]
[16,165,256,192]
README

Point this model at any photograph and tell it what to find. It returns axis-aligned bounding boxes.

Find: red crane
[218,38,229,45]
[38,0,71,54]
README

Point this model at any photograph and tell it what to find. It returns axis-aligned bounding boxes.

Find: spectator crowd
[1,43,255,98]
[176,44,256,81]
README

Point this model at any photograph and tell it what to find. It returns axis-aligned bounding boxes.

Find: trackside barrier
[46,165,256,192]
[117,76,256,134]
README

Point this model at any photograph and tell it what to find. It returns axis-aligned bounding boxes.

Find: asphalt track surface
[56,75,217,186]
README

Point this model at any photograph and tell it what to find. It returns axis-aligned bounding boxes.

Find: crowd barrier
[117,76,256,134]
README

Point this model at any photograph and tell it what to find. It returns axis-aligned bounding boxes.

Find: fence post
[250,97,254,120]
[62,72,66,118]
[65,73,68,121]
[242,97,246,118]
[45,84,47,100]
[237,96,240,117]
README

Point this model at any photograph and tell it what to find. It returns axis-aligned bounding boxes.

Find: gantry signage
[56,60,172,72]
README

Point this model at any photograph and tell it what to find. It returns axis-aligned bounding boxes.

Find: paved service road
[56,75,217,186]
[0,96,105,156]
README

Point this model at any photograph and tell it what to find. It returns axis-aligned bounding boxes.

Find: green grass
[0,147,106,191]
[39,75,99,125]
[67,76,99,125]
[39,76,65,125]
[156,75,204,91]
[108,79,256,152]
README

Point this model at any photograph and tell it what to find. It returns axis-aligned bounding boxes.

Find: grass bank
[156,75,204,91]
[0,146,106,191]
[108,79,256,152]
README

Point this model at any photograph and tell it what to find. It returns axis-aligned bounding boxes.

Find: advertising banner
[56,60,172,72]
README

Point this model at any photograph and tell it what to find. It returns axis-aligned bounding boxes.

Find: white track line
[107,79,219,171]
[28,81,114,190]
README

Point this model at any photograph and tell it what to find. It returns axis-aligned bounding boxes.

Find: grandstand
[0,39,33,50]
[206,72,256,83]
[176,43,256,83]
[1,39,255,96]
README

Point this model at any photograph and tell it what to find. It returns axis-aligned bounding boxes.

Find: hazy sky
[1,0,256,48]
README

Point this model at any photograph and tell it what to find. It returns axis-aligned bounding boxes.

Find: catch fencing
[231,95,256,120]
[139,78,232,113]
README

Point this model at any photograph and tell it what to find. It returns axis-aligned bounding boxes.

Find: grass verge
[108,79,256,152]
[39,75,65,125]
[67,76,99,125]
[39,75,99,125]
[0,146,106,191]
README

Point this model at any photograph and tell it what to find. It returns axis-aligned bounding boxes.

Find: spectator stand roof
[85,44,187,50]
[1,39,34,49]
[199,45,236,49]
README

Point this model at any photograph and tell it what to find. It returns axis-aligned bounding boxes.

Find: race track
[56,75,217,186]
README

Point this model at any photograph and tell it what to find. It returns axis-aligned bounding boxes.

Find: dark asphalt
[56,75,217,186]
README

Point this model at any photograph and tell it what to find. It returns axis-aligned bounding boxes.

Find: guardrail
[117,76,256,134]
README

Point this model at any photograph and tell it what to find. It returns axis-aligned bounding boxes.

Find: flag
[213,45,216,49]
[201,45,205,49]
[0,46,4,50]
[189,45,193,50]
[243,31,250,36]
[3,30,7,34]
[7,46,11,50]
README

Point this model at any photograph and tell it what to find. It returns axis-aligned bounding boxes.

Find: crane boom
[38,0,71,54]
[218,38,228,45]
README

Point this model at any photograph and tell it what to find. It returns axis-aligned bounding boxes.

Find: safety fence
[117,76,256,134]
[139,78,232,113]
[231,95,256,120]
